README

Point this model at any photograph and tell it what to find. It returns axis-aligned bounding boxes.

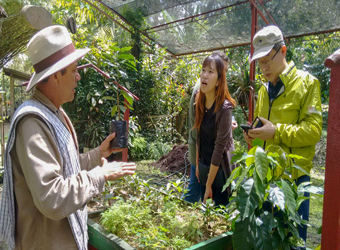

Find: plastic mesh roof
[101,0,340,56]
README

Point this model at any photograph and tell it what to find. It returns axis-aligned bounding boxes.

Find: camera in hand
[240,117,263,134]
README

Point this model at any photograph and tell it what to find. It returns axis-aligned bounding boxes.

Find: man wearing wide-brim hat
[244,25,322,249]
[0,25,136,249]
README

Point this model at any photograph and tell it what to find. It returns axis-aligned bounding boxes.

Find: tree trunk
[0,5,52,68]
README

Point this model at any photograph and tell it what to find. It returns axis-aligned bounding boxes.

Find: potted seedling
[104,79,133,149]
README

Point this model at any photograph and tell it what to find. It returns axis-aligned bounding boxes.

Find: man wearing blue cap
[244,25,322,249]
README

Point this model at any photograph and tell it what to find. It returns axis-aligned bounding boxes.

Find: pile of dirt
[151,144,191,176]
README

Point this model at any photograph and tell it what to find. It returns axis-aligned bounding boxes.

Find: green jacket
[255,61,322,179]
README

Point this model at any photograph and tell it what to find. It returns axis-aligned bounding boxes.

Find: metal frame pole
[321,49,340,249]
[249,0,258,126]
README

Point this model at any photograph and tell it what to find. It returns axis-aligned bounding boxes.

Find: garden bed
[88,210,233,250]
[88,174,232,250]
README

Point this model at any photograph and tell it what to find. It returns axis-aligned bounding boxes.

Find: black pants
[200,185,229,207]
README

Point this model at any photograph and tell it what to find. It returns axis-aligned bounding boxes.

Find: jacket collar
[261,61,296,93]
[32,88,59,115]
[279,61,296,86]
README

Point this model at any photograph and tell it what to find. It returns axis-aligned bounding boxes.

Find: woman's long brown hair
[193,54,236,131]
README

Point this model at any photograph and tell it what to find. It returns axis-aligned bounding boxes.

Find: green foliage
[232,105,250,148]
[100,175,229,249]
[130,134,172,161]
[62,42,137,148]
[147,141,172,160]
[101,199,194,249]
[50,2,137,148]
[0,168,3,184]
[130,134,148,160]
[1,0,51,15]
[228,48,251,105]
[50,0,198,150]
[285,33,340,103]
[132,49,201,144]
[51,0,194,148]
[321,104,329,130]
[121,6,147,31]
[223,141,324,250]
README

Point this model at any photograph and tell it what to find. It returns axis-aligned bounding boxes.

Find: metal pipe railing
[77,61,139,101]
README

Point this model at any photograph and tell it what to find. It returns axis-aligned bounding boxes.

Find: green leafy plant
[62,43,137,149]
[99,175,230,249]
[224,139,324,250]
[130,134,148,160]
[147,141,172,160]
[201,198,217,226]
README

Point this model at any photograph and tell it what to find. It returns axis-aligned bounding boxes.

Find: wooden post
[3,68,30,120]
[2,71,6,117]
[321,48,340,249]
[9,74,14,121]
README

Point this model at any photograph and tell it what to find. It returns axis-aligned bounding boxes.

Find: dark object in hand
[240,124,252,133]
[110,120,128,148]
[240,117,263,134]
[252,116,263,129]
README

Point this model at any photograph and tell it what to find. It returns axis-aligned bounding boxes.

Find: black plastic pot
[110,120,128,149]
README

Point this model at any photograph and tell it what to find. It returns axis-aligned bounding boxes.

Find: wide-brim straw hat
[250,25,284,62]
[26,25,90,92]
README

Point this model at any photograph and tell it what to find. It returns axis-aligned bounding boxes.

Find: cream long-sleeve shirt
[11,89,106,249]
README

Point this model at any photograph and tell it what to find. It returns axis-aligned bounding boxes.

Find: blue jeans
[296,175,310,246]
[183,164,201,203]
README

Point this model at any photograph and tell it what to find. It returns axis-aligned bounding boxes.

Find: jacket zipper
[262,98,273,149]
[262,82,285,149]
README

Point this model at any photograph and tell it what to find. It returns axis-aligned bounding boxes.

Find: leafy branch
[223,139,324,250]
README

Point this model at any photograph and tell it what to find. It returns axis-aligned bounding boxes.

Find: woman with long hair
[193,53,236,206]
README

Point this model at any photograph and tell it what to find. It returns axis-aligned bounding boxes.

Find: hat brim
[26,48,90,92]
[250,44,274,62]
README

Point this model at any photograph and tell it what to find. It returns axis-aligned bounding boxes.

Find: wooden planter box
[88,211,233,250]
